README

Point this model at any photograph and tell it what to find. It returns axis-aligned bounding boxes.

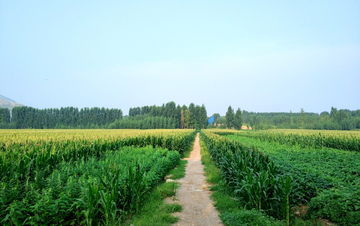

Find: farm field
[0,129,196,142]
[2,128,359,225]
[267,129,360,137]
[229,129,360,152]
[217,130,360,225]
[0,129,195,225]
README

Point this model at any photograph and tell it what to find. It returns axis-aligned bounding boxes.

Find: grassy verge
[199,138,221,184]
[167,159,187,179]
[182,133,196,158]
[123,182,182,226]
[199,134,320,226]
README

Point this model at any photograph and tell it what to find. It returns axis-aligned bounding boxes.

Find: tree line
[0,106,123,129]
[0,101,208,129]
[211,107,360,130]
[125,102,208,129]
[109,115,177,129]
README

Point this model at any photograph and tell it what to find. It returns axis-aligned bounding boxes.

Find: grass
[199,138,221,184]
[182,134,196,158]
[122,182,181,226]
[166,159,187,179]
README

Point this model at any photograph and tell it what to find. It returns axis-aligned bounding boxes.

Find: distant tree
[300,108,305,127]
[199,104,208,129]
[181,109,185,129]
[213,113,220,123]
[184,110,190,129]
[234,108,242,130]
[189,103,195,129]
[176,105,182,128]
[202,105,208,128]
[249,115,256,130]
[225,106,234,129]
[215,116,226,126]
[0,108,10,124]
[320,111,330,117]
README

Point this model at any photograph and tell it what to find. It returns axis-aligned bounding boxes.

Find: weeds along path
[171,133,223,226]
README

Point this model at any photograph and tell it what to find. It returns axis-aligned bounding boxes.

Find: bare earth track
[169,133,223,226]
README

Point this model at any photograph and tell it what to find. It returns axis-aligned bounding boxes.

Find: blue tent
[208,116,214,125]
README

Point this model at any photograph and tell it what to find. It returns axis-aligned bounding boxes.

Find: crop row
[1,146,180,225]
[235,130,360,152]
[225,134,360,225]
[201,131,293,224]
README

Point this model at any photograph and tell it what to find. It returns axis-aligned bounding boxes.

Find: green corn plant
[281,176,293,226]
[201,131,295,221]
[98,190,119,226]
[78,183,100,226]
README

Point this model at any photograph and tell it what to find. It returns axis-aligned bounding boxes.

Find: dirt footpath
[170,133,223,226]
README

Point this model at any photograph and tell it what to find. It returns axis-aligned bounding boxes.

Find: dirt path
[170,133,223,226]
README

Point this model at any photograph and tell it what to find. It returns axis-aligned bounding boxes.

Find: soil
[166,133,223,226]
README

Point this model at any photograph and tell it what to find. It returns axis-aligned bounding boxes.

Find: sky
[1,1,359,116]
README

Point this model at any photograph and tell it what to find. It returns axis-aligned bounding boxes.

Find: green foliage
[199,134,284,226]
[0,130,196,225]
[109,116,177,129]
[160,203,182,213]
[166,160,187,180]
[4,101,209,129]
[226,134,360,224]
[157,182,179,198]
[225,106,235,129]
[0,108,10,124]
[124,183,182,226]
[199,138,221,184]
[220,209,284,226]
[128,101,208,129]
[182,135,196,158]
[237,130,360,152]
[306,185,360,225]
[201,131,293,220]
[1,146,181,225]
[234,108,242,130]
[0,130,196,185]
[11,106,123,129]
[240,108,360,130]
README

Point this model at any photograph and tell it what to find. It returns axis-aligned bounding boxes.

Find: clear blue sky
[1,0,359,116]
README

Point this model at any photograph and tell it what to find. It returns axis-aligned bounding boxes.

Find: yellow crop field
[267,129,360,138]
[0,129,194,143]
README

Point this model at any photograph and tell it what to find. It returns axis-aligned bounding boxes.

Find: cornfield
[0,129,195,225]
[236,130,360,151]
[221,129,360,225]
[201,131,292,222]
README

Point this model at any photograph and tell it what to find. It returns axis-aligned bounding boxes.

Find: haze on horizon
[1,1,359,116]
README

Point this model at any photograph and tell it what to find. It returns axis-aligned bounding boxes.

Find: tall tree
[0,108,10,124]
[180,109,185,129]
[188,103,195,129]
[225,106,234,129]
[300,108,305,127]
[200,104,208,129]
[184,110,190,129]
[234,108,242,130]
